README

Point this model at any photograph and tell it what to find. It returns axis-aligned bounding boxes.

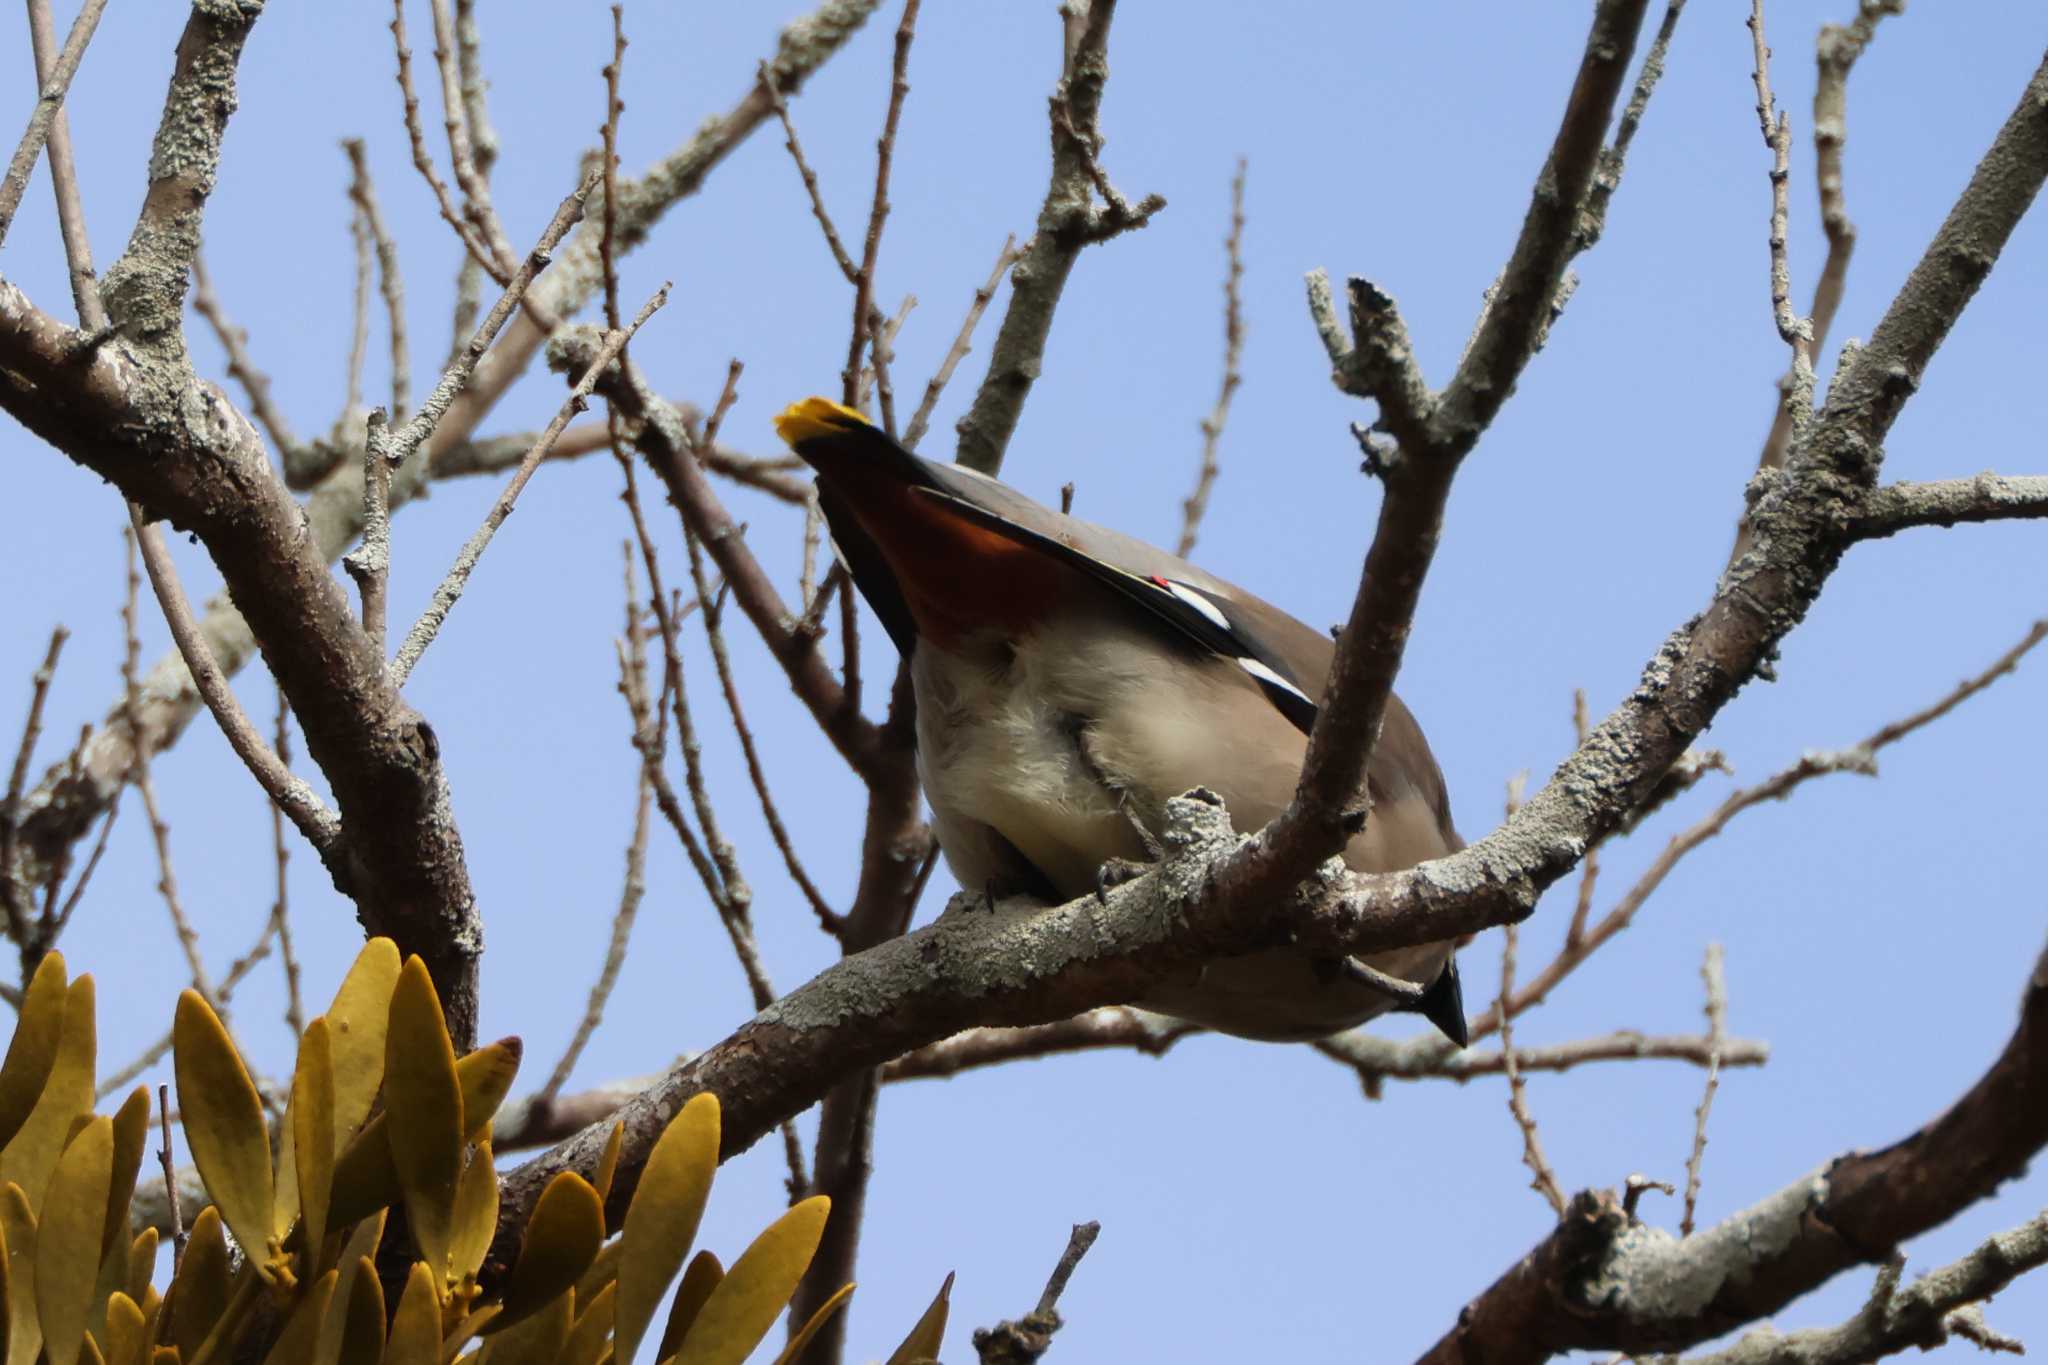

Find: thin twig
[158,1084,184,1267]
[972,1222,1101,1364]
[388,0,503,280]
[1680,942,1727,1237]
[1315,1026,1766,1090]
[600,5,627,342]
[345,201,372,417]
[1565,690,1600,948]
[1747,0,1815,431]
[121,531,216,1010]
[23,0,105,328]
[760,59,859,282]
[0,0,109,248]
[125,514,341,853]
[1498,923,1568,1216]
[342,411,399,657]
[1463,618,2048,1046]
[1575,0,1689,253]
[343,139,412,423]
[2,626,66,940]
[841,0,921,412]
[1736,0,1899,540]
[697,522,843,936]
[389,285,667,685]
[389,171,596,471]
[955,0,1163,474]
[269,687,303,1037]
[1177,159,1245,559]
[426,0,517,274]
[903,235,1016,451]
[537,558,654,1109]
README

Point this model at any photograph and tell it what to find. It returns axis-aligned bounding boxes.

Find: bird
[774,396,1467,1045]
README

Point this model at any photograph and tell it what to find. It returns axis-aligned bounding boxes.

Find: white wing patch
[1149,575,1232,631]
[1238,656,1314,708]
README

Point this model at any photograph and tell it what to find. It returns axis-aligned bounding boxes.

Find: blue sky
[4,2,2046,1360]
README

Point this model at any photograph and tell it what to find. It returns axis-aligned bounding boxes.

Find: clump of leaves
[0,941,956,1363]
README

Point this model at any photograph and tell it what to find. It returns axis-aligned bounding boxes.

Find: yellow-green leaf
[0,976,94,1215]
[259,1268,336,1365]
[333,1254,385,1365]
[169,1207,230,1362]
[36,1115,112,1365]
[490,1172,602,1333]
[101,1088,150,1263]
[773,1281,856,1365]
[328,939,401,1141]
[385,958,463,1279]
[591,1123,624,1216]
[79,1329,106,1365]
[615,1092,719,1363]
[101,1291,147,1365]
[573,1238,623,1311]
[670,1196,831,1365]
[387,1261,441,1365]
[655,1251,722,1361]
[883,1271,953,1365]
[0,954,67,1156]
[0,1197,12,1365]
[562,1280,615,1365]
[448,1140,499,1286]
[312,1208,387,1365]
[480,1282,570,1365]
[123,1228,156,1303]
[173,991,274,1277]
[1,1182,39,1365]
[328,1038,522,1230]
[289,1018,336,1254]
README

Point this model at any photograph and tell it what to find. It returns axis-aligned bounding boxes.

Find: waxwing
[775,397,1467,1045]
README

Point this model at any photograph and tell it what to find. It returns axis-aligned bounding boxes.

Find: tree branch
[1416,937,2048,1361]
[954,0,1164,475]
[1846,472,2048,541]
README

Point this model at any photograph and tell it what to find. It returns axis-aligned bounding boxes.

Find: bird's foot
[1095,857,1151,905]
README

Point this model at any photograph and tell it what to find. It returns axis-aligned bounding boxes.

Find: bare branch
[1680,942,1727,1237]
[1674,1214,2046,1363]
[955,0,1165,475]
[884,1009,1200,1081]
[1176,159,1244,559]
[760,60,859,283]
[1420,934,2048,1361]
[268,686,304,1038]
[1466,617,2045,1046]
[0,0,108,248]
[23,0,106,329]
[536,560,653,1110]
[1,626,66,943]
[343,140,411,424]
[1315,1027,1766,1089]
[1733,0,1900,567]
[974,1223,1101,1364]
[1499,924,1568,1217]
[903,235,1017,450]
[583,347,884,776]
[390,284,670,686]
[1846,472,2048,541]
[388,0,503,280]
[841,0,921,417]
[127,511,341,854]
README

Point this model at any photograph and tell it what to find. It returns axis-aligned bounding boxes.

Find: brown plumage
[776,398,1466,1043]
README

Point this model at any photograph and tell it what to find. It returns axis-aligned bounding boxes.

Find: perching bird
[774,397,1467,1045]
